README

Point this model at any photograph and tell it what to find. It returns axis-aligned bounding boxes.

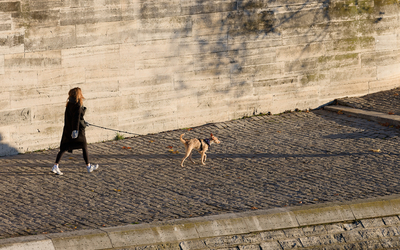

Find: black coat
[60,101,87,151]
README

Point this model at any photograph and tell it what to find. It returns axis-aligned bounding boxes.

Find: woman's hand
[71,130,79,139]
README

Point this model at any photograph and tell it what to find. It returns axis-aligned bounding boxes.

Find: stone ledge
[324,105,400,127]
[1,195,400,249]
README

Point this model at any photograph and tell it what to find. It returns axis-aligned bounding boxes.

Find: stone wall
[0,0,399,155]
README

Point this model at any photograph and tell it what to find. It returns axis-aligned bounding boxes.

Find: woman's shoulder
[67,100,80,106]
[67,101,81,110]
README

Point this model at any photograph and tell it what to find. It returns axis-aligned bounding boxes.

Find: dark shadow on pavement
[90,151,400,160]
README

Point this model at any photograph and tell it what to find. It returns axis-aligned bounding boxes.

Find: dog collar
[198,138,211,151]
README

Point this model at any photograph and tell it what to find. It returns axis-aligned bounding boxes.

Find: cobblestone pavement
[336,87,400,116]
[2,97,400,239]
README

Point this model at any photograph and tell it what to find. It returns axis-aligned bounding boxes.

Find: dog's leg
[204,153,207,163]
[189,151,195,164]
[181,148,192,167]
[200,152,206,165]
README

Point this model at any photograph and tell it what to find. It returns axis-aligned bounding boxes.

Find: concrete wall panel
[25,26,76,52]
[0,71,38,92]
[60,6,123,26]
[376,34,398,51]
[0,55,4,75]
[137,16,192,41]
[76,20,137,47]
[10,85,71,109]
[61,44,120,69]
[0,31,24,55]
[369,77,400,93]
[377,63,400,80]
[37,67,85,87]
[5,50,62,71]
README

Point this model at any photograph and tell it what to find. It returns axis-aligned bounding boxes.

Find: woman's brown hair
[67,87,84,106]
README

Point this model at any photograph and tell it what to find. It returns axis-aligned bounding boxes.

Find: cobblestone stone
[341,231,364,243]
[325,224,346,234]
[134,243,181,250]
[360,218,385,229]
[279,239,303,249]
[205,236,243,248]
[260,241,282,250]
[323,245,343,250]
[238,244,261,250]
[380,236,400,248]
[380,226,400,238]
[357,228,383,240]
[343,240,383,250]
[259,231,286,241]
[180,240,207,250]
[299,235,338,248]
[242,233,263,244]
[283,229,304,238]
[302,225,327,237]
[342,221,363,231]
[382,216,400,226]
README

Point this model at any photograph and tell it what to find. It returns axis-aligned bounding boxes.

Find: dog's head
[210,133,220,144]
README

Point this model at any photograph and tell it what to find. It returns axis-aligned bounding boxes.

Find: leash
[86,122,141,136]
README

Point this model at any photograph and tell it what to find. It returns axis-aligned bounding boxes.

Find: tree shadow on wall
[134,0,338,106]
[0,134,19,157]
[137,0,378,115]
[197,0,375,88]
[186,0,335,92]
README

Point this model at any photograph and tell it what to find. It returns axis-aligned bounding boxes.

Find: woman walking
[52,87,98,175]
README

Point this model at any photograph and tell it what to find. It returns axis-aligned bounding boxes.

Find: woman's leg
[82,144,89,165]
[55,149,67,164]
[82,144,99,172]
[53,149,67,175]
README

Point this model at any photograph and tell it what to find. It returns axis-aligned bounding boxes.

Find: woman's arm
[71,104,82,138]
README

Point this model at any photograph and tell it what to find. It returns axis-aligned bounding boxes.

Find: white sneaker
[52,165,63,175]
[87,164,99,173]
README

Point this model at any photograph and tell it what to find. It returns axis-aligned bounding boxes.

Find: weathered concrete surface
[0,0,400,156]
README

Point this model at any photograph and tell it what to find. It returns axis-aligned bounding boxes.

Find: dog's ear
[210,133,213,137]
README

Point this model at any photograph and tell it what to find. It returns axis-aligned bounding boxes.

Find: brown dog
[180,133,221,167]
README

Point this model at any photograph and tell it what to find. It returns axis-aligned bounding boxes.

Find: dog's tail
[180,133,186,144]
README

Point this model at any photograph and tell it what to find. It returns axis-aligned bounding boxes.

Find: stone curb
[1,195,400,250]
[324,105,400,127]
